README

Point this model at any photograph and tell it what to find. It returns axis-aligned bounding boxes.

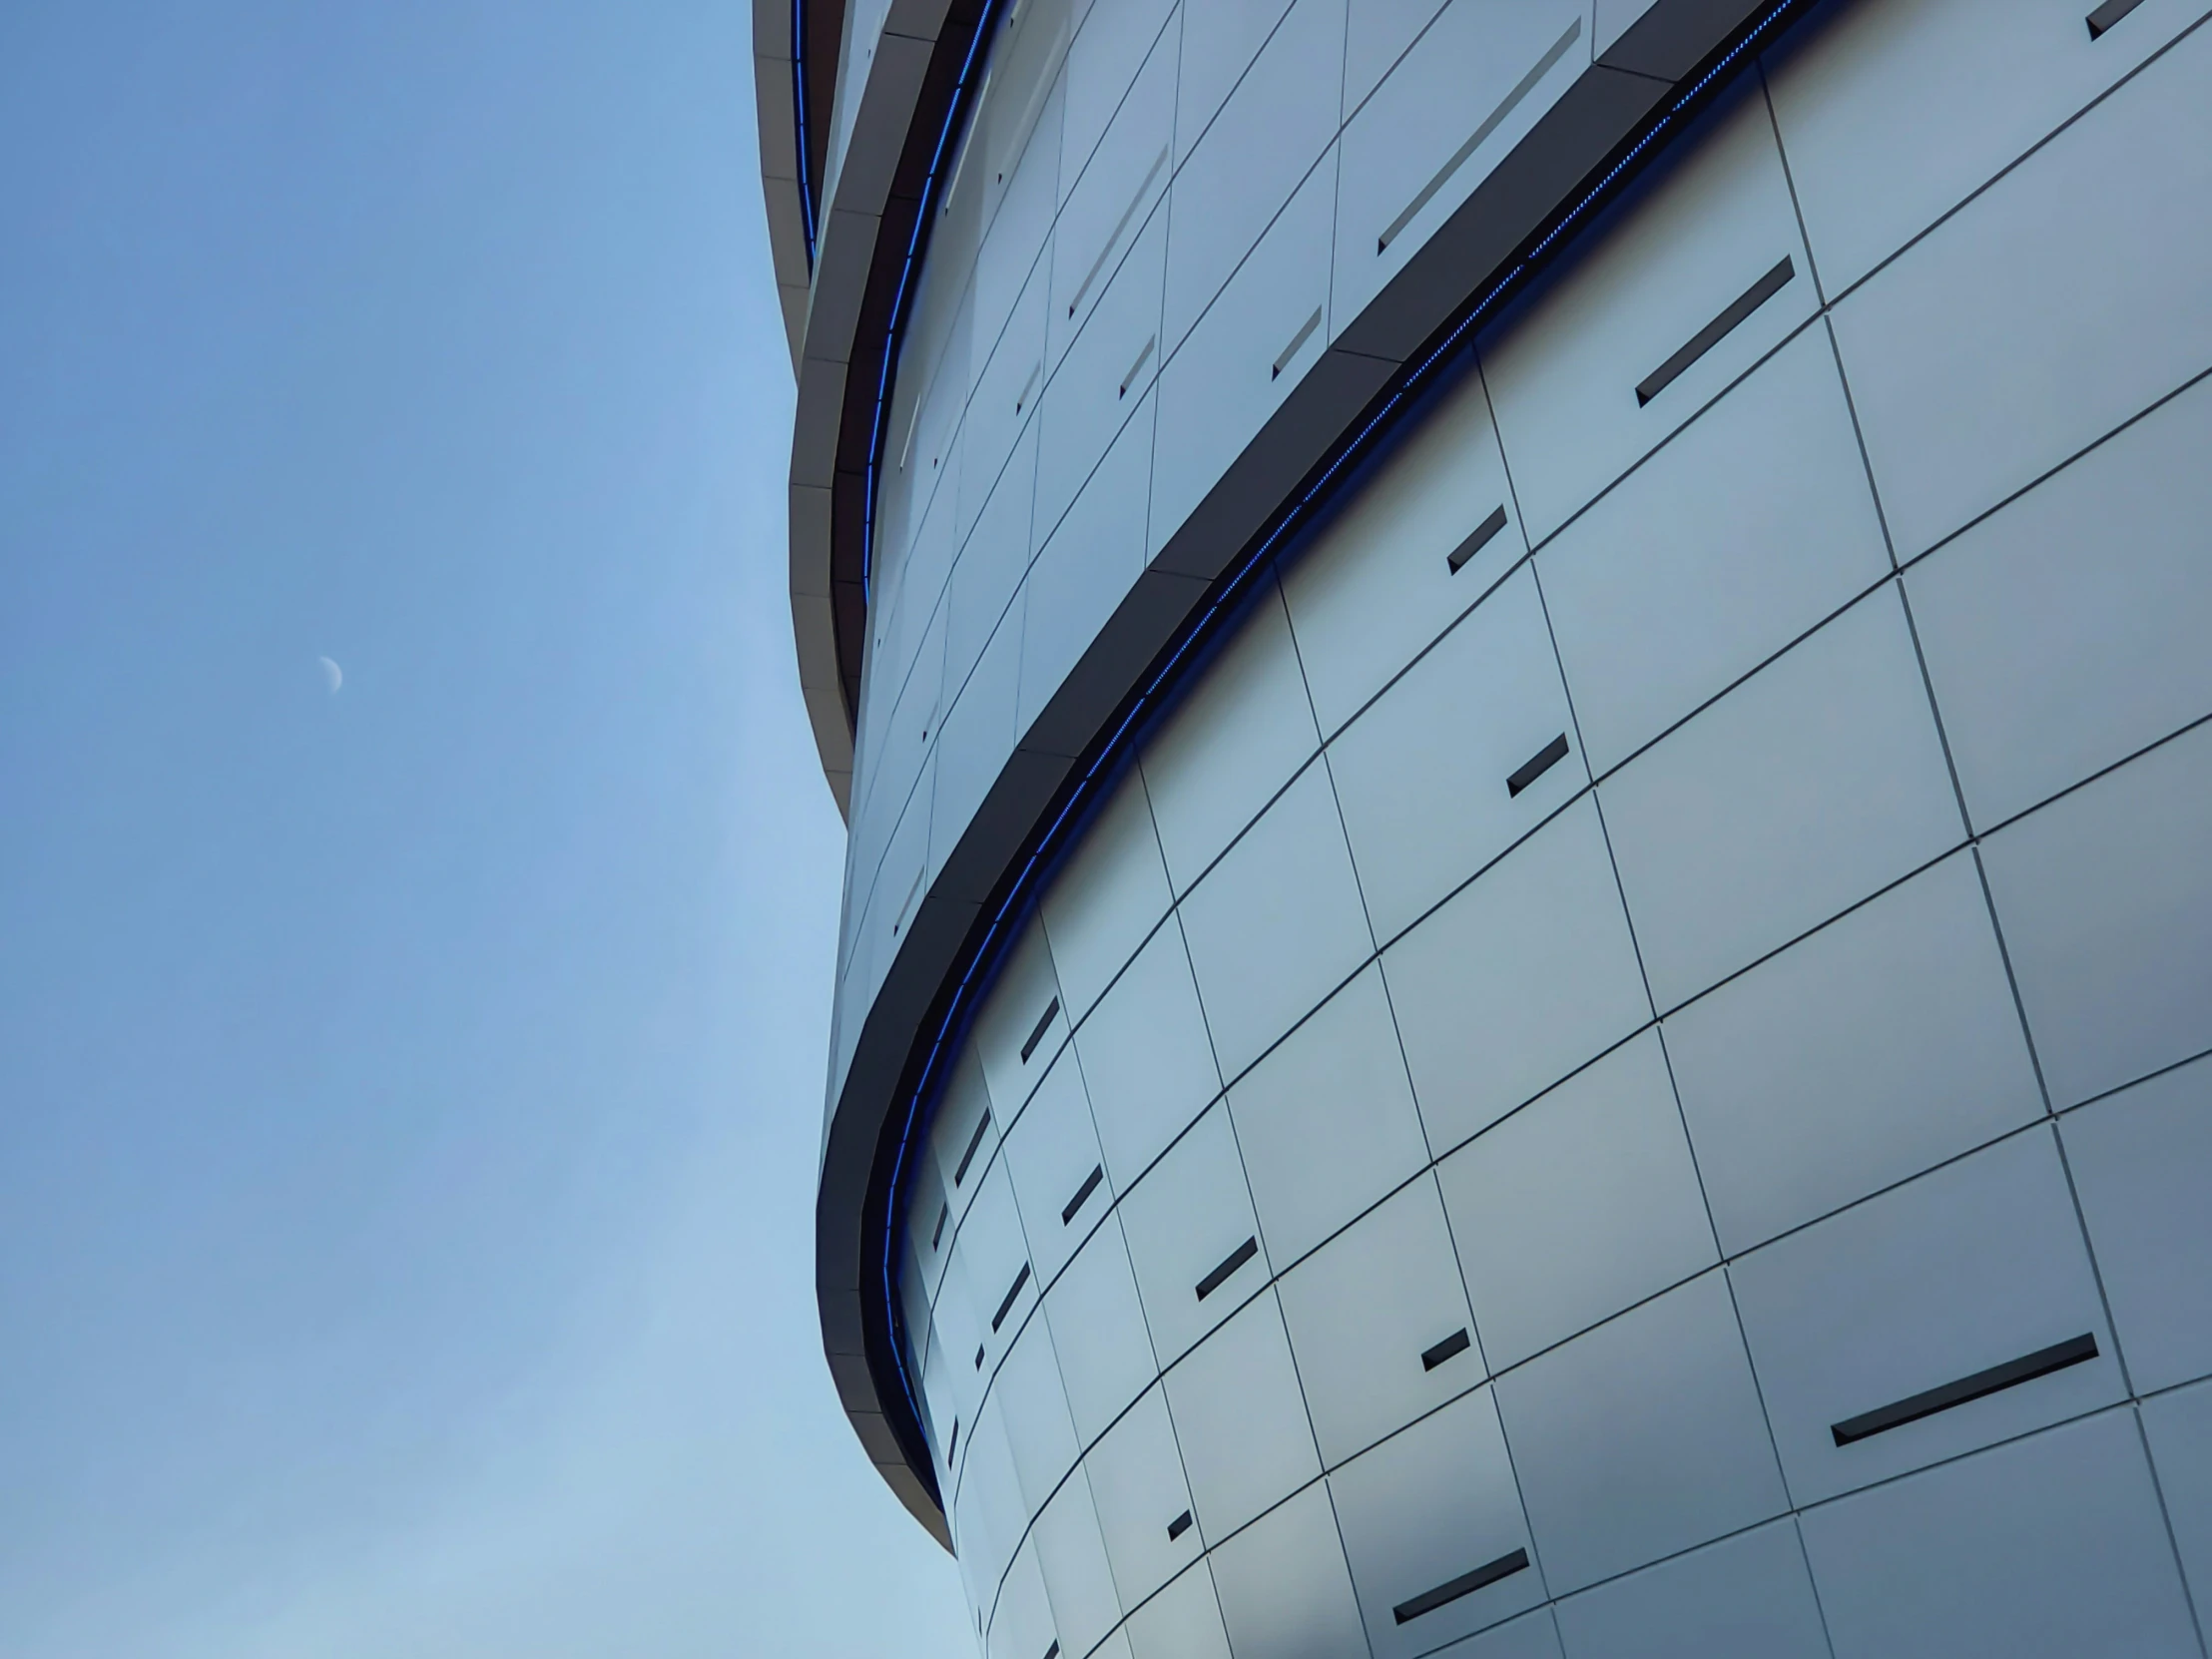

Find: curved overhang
[793,0,1832,1540]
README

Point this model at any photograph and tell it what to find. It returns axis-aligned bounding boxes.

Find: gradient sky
[0,4,975,1654]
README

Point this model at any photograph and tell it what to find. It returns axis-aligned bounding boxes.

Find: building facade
[757,0,2212,1653]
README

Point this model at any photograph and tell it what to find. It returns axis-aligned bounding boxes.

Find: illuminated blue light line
[793,0,817,268]
[869,0,1812,1475]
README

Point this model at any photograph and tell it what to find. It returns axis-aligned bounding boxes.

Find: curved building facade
[760,0,2212,1653]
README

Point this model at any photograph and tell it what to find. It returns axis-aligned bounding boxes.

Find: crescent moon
[318,656,343,695]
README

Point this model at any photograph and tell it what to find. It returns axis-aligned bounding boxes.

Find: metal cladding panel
[777,0,2212,1631]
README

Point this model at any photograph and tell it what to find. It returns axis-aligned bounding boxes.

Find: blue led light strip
[870,0,1819,1472]
[792,0,817,269]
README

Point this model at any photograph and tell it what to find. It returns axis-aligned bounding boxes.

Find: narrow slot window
[2086,0,2144,35]
[893,865,925,937]
[1273,306,1323,381]
[1195,1236,1259,1302]
[1636,256,1795,406]
[1507,734,1570,798]
[1062,1164,1105,1226]
[990,1263,1033,1333]
[1119,333,1157,400]
[946,1417,960,1462]
[1421,1328,1472,1372]
[931,1201,950,1251]
[953,1110,993,1186]
[1070,146,1167,318]
[974,1343,986,1371]
[1166,1509,1194,1542]
[1392,1548,1530,1624]
[1042,1644,1059,1659]
[1379,18,1581,254]
[1831,1333,2098,1446]
[1447,505,1509,575]
[1014,359,1042,417]
[1020,996,1061,1063]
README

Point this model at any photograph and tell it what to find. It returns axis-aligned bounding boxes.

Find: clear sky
[0,4,974,1654]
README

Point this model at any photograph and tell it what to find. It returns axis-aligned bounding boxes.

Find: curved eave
[799,0,1826,1540]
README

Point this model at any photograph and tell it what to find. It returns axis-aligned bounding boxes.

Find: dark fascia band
[847,0,1834,1526]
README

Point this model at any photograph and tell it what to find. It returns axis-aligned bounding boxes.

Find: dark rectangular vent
[1636,256,1795,406]
[931,1201,949,1251]
[1379,17,1581,253]
[1447,505,1509,574]
[946,1417,959,1462]
[1195,1237,1260,1302]
[1167,1509,1194,1542]
[973,1343,985,1371]
[1042,1644,1059,1659]
[1392,1548,1531,1624]
[1273,307,1323,380]
[991,1264,1033,1334]
[1507,734,1570,798]
[2086,0,2144,35]
[1070,145,1167,318]
[1422,1328,1472,1372]
[1063,1165,1106,1226]
[1119,333,1157,400]
[1020,997,1061,1063]
[953,1110,993,1186]
[1831,1333,2099,1446]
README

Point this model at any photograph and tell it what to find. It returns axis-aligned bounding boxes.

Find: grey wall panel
[1663,850,2043,1255]
[1327,565,1584,943]
[961,255,1050,549]
[1045,1212,1160,1444]
[956,1159,1037,1381]
[1600,585,1963,1011]
[1074,919,1221,1186]
[1829,19,2212,560]
[1343,0,1450,116]
[1497,1270,1788,1594]
[2060,1057,2212,1395]
[1036,200,1166,542]
[932,1045,1001,1235]
[997,1312,1082,1516]
[987,1537,1056,1659]
[1550,1519,1830,1659]
[1086,1382,1204,1609]
[1333,0,1590,329]
[1206,1481,1371,1659]
[960,1399,1030,1603]
[1018,388,1155,734]
[943,420,1036,703]
[1435,1609,1567,1659]
[972,919,1069,1118]
[1060,0,1177,204]
[1799,1409,2199,1659]
[1160,0,1346,353]
[1331,1387,1549,1656]
[1176,763,1374,1082]
[2142,1382,2212,1614]
[1139,580,1322,897]
[1040,767,1174,1021]
[1033,1470,1125,1659]
[1117,1102,1269,1363]
[1277,1175,1482,1467]
[1479,79,1814,543]
[1278,357,1523,739]
[1162,1290,1323,1539]
[1124,1559,1233,1659]
[1979,717,2212,1110]
[1766,0,2209,299]
[1171,0,1298,170]
[1907,372,2212,833]
[1227,964,1431,1270]
[933,604,1026,880]
[1730,1128,2123,1506]
[1149,147,1338,569]
[1537,324,1890,777]
[970,84,1062,381]
[1437,1031,1718,1373]
[1003,1046,1112,1288]
[1383,798,1653,1153]
[1049,13,1179,373]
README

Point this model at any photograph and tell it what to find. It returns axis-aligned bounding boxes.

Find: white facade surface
[772,0,2212,1649]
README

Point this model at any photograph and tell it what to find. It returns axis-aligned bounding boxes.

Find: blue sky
[0,3,971,1653]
